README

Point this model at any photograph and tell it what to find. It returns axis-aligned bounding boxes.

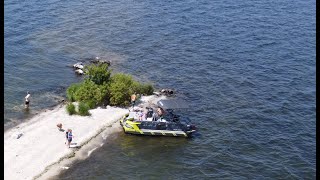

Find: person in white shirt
[25,91,31,108]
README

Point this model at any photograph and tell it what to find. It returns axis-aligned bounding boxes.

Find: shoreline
[4,94,164,180]
[4,102,129,180]
[4,100,67,134]
[36,120,124,180]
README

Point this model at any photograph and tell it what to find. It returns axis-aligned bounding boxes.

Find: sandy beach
[4,95,162,180]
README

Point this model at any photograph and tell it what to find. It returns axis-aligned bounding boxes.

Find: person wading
[24,91,31,108]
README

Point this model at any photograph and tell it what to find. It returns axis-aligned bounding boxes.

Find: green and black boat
[120,99,196,137]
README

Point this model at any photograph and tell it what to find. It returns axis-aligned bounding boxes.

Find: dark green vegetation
[66,103,76,115]
[66,63,154,115]
[78,102,91,116]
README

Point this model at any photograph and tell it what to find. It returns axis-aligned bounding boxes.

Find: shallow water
[4,0,316,179]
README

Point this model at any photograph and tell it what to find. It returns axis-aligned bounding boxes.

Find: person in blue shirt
[67,129,74,148]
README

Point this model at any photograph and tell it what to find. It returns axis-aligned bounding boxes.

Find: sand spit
[4,95,164,180]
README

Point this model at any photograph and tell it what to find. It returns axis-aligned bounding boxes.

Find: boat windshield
[157,99,189,110]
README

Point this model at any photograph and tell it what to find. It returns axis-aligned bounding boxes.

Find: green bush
[73,79,108,105]
[66,103,76,115]
[65,63,154,107]
[84,99,96,109]
[144,84,154,95]
[84,63,111,85]
[108,73,154,106]
[139,83,154,95]
[109,73,133,106]
[66,83,81,102]
[78,102,91,116]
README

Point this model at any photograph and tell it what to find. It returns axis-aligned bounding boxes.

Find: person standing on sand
[67,129,74,148]
[25,91,31,108]
[131,93,137,109]
[65,129,70,145]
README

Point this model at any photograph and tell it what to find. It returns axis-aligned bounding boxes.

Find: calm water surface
[4,0,316,179]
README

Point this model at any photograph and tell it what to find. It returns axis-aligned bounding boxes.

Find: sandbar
[4,95,163,180]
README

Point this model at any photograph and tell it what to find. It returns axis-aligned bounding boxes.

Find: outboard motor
[186,124,197,131]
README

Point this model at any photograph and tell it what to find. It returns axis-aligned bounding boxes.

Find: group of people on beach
[24,91,74,148]
[22,91,156,148]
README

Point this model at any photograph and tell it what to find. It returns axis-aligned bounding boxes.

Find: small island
[66,62,154,115]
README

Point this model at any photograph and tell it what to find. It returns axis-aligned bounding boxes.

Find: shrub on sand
[78,102,91,116]
[66,103,76,115]
[84,100,96,109]
[66,83,81,102]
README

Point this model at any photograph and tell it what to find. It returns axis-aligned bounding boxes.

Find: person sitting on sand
[57,123,63,131]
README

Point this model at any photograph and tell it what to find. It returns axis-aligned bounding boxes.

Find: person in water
[25,91,31,108]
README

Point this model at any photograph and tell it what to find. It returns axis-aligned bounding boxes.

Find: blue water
[4,0,316,179]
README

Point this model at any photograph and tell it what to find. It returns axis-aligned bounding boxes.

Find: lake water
[4,0,316,179]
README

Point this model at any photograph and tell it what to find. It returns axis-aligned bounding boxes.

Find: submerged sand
[4,95,163,180]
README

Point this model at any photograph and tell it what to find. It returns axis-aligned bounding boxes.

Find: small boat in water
[120,99,196,137]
